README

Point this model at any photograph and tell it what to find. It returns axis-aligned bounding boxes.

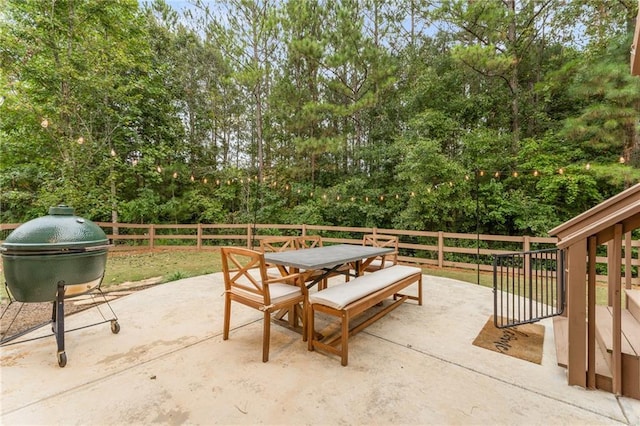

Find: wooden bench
[306,265,423,366]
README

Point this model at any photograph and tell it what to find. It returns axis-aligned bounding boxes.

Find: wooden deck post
[567,240,587,387]
[587,236,597,389]
[612,224,623,396]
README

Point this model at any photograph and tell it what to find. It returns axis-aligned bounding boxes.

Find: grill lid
[1,205,108,252]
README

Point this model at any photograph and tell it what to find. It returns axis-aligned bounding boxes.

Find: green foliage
[1,0,639,242]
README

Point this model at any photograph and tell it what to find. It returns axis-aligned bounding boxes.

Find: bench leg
[341,311,349,366]
[308,304,315,351]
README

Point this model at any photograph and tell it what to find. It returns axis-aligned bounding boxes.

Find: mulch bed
[1,278,163,341]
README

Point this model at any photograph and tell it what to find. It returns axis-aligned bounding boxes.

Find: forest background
[2,0,640,238]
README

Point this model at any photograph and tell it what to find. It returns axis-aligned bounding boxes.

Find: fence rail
[1,222,638,284]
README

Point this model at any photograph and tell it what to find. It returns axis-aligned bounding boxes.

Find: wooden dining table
[263,243,395,289]
[263,244,395,332]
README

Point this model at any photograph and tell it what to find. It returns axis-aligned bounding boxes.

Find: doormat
[472,316,545,364]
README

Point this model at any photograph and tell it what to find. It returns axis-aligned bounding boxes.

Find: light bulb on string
[620,156,626,164]
[156,166,162,173]
[558,168,564,175]
[585,163,591,170]
[494,171,500,178]
[173,172,178,179]
[190,175,195,182]
[41,118,49,128]
[77,137,84,145]
[110,149,116,157]
[512,171,518,178]
[533,170,539,177]
[203,178,208,184]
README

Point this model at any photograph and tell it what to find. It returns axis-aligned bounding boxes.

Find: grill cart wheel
[57,351,67,368]
[110,320,120,334]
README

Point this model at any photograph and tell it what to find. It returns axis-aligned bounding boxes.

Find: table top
[263,244,394,270]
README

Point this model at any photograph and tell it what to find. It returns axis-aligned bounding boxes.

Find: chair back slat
[296,235,323,249]
[260,236,298,253]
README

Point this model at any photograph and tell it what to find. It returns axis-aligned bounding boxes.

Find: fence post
[247,225,252,248]
[302,223,307,237]
[149,225,155,250]
[197,224,202,250]
[438,231,444,268]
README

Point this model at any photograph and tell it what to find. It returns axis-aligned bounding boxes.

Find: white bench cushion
[309,265,421,310]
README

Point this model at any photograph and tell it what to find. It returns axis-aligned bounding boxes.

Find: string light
[41,118,49,128]
[144,159,634,205]
[110,149,116,157]
[77,137,84,144]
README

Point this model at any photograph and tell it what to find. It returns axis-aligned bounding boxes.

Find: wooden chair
[220,247,307,362]
[361,234,399,273]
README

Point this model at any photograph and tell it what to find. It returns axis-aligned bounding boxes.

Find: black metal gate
[493,248,565,328]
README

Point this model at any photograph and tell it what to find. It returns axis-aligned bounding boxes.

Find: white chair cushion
[309,265,421,310]
[367,259,394,269]
[232,283,302,306]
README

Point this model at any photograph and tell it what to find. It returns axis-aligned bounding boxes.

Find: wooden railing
[1,222,637,283]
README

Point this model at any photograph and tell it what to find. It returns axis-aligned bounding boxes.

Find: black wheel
[57,352,67,368]
[110,320,120,334]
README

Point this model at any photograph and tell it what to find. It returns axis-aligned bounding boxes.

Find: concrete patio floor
[1,272,639,425]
